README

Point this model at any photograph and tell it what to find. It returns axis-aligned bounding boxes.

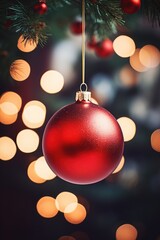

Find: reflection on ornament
[43,91,124,184]
[0,136,17,161]
[116,223,138,240]
[17,35,38,52]
[113,35,136,58]
[10,59,31,81]
[36,196,58,218]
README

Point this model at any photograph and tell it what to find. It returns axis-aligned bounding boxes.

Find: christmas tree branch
[0,0,160,46]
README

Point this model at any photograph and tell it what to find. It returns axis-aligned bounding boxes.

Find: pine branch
[1,0,160,46]
[8,1,49,46]
[142,0,160,26]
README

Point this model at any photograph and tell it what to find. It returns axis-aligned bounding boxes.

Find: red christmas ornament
[87,37,97,50]
[95,39,114,58]
[121,0,141,14]
[34,2,48,15]
[70,21,82,35]
[43,90,124,185]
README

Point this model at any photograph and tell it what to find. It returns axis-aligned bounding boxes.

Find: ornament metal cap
[76,83,91,101]
[76,91,91,101]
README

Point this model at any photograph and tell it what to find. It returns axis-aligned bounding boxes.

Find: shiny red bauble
[43,99,124,185]
[34,2,48,15]
[121,0,141,14]
[70,21,82,35]
[95,39,114,58]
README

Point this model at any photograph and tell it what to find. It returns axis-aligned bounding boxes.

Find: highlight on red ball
[121,0,141,14]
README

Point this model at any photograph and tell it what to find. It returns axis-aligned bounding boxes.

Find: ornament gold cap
[76,83,91,101]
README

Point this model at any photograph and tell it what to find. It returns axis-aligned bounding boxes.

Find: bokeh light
[10,59,31,81]
[116,224,138,240]
[17,35,38,52]
[34,156,56,180]
[40,70,64,94]
[90,97,98,105]
[117,117,136,142]
[0,110,18,125]
[0,102,18,115]
[27,161,46,184]
[130,49,148,72]
[119,65,137,87]
[91,74,115,104]
[118,161,139,188]
[36,196,58,218]
[64,203,87,224]
[113,35,136,58]
[55,192,78,213]
[0,136,17,161]
[22,100,46,129]
[51,39,80,86]
[139,45,160,68]
[16,129,39,153]
[0,91,22,114]
[113,156,125,174]
[151,129,160,152]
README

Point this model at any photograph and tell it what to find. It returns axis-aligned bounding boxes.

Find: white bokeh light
[34,156,56,180]
[16,129,39,153]
[40,70,64,94]
[22,100,46,129]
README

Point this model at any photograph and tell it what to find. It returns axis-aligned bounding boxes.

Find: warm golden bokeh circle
[113,35,136,58]
[17,35,38,52]
[40,70,64,94]
[0,136,17,161]
[10,59,31,81]
[22,100,46,129]
[36,196,58,218]
[27,161,46,184]
[64,203,87,224]
[55,192,78,213]
[16,129,39,153]
[130,49,148,72]
[0,91,22,115]
[151,129,160,152]
[117,117,136,142]
[116,224,138,240]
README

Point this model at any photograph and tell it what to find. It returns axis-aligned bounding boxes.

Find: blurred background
[0,1,160,239]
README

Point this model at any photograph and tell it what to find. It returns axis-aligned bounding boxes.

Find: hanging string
[81,0,86,86]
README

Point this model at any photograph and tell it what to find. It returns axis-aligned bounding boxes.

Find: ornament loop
[80,83,88,92]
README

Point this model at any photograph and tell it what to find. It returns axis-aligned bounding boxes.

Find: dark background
[0,3,160,240]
